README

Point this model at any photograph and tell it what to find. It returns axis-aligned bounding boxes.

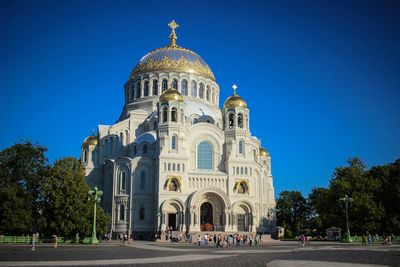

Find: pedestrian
[367,232,372,246]
[53,234,58,248]
[300,234,305,247]
[213,234,217,247]
[362,233,367,246]
[249,234,253,246]
[197,235,201,246]
[204,233,208,247]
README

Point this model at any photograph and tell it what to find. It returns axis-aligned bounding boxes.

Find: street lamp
[339,195,353,243]
[89,186,103,244]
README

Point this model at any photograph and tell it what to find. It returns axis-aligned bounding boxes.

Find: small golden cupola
[224,84,247,109]
[260,147,270,157]
[82,132,98,148]
[159,88,184,102]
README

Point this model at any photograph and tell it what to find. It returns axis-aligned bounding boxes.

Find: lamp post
[339,195,353,242]
[89,186,103,244]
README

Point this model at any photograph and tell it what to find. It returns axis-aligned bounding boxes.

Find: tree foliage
[0,143,110,238]
[0,142,48,234]
[276,191,307,237]
[277,157,400,236]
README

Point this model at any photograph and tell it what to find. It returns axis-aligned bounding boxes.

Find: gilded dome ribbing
[224,94,247,109]
[83,135,98,148]
[160,88,184,102]
[129,20,215,81]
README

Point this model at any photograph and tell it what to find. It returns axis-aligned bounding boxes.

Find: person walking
[249,234,253,246]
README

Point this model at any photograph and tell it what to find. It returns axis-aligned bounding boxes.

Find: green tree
[41,157,110,238]
[0,142,48,235]
[370,160,400,234]
[276,190,308,237]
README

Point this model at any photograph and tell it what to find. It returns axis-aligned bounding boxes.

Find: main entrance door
[200,202,213,225]
[168,213,176,230]
[237,214,246,231]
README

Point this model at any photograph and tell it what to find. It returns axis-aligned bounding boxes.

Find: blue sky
[1,0,399,197]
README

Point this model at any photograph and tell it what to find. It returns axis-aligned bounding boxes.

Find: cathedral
[81,20,276,239]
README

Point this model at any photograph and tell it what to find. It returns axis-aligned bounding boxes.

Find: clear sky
[1,0,399,197]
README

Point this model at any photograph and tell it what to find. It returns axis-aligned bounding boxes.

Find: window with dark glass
[144,81,149,96]
[140,171,145,190]
[162,79,168,92]
[181,80,188,95]
[139,205,145,220]
[152,80,158,95]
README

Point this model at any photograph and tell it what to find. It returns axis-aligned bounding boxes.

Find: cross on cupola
[168,20,179,47]
[232,84,238,96]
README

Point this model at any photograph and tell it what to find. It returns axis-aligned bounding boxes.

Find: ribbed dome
[260,147,269,157]
[130,46,215,81]
[160,88,184,102]
[224,94,247,109]
[82,135,98,148]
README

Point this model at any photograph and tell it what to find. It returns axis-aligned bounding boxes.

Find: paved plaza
[0,241,399,267]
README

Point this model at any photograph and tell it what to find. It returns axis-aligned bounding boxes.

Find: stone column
[224,209,230,231]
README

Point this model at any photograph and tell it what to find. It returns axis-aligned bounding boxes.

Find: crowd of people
[361,232,395,246]
[160,232,265,248]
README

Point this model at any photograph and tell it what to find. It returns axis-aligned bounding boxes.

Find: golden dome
[83,135,98,148]
[130,20,215,81]
[260,147,269,157]
[224,94,247,109]
[160,88,184,102]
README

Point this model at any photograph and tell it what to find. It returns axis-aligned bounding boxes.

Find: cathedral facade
[81,21,276,238]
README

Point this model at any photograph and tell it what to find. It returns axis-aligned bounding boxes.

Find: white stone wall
[82,70,276,236]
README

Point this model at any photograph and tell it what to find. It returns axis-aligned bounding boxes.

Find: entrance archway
[200,202,213,225]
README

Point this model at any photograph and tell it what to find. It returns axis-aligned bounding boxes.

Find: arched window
[91,150,96,163]
[140,171,145,190]
[206,85,210,101]
[162,107,167,123]
[199,83,204,98]
[171,107,177,122]
[172,79,178,90]
[191,81,197,96]
[120,204,125,221]
[142,144,148,154]
[229,113,234,128]
[120,132,123,149]
[181,79,188,95]
[121,171,126,193]
[136,81,141,98]
[171,135,177,150]
[133,145,137,155]
[125,130,129,145]
[239,140,244,154]
[109,138,113,156]
[83,149,88,162]
[130,86,134,101]
[162,79,168,92]
[245,167,248,175]
[192,118,198,125]
[197,141,213,170]
[139,205,145,220]
[238,113,243,128]
[144,81,149,96]
[152,80,158,95]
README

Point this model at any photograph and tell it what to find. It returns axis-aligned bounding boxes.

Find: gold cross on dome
[232,84,238,95]
[168,20,179,47]
[168,20,179,31]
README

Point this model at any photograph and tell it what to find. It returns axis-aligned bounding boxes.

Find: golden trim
[130,54,215,81]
